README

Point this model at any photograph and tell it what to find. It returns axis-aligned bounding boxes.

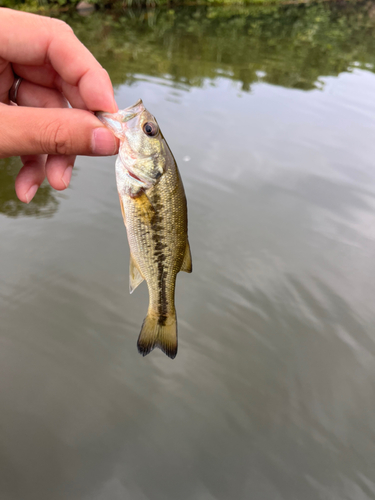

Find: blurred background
[0,2,375,499]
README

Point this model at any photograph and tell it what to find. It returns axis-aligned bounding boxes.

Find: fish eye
[143,122,158,137]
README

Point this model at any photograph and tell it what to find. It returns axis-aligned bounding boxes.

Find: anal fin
[129,253,144,294]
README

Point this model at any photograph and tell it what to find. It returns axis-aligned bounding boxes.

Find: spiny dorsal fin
[129,253,144,294]
[180,240,192,273]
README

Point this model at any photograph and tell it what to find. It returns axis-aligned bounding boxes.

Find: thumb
[0,105,118,158]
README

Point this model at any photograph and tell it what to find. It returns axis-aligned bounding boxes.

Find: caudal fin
[137,313,177,359]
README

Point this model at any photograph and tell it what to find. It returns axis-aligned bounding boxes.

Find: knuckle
[101,68,110,79]
[51,18,74,35]
[41,120,72,155]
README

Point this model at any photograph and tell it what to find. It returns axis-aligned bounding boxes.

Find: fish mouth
[95,99,145,136]
[96,99,157,189]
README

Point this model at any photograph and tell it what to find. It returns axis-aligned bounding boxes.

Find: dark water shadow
[0,157,58,218]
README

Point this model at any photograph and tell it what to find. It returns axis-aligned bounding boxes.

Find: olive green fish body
[97,100,191,359]
[125,159,187,310]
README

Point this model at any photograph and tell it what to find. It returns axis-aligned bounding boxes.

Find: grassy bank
[63,3,375,91]
[0,0,358,13]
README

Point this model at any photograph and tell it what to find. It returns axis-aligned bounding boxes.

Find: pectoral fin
[180,240,192,273]
[129,254,144,294]
[119,195,126,226]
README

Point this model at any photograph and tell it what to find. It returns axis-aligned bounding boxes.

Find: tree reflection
[1,2,374,219]
[0,157,58,218]
[62,3,375,92]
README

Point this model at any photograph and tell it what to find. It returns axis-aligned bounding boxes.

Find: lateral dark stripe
[150,192,168,325]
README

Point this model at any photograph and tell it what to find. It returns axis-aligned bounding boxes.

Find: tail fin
[137,313,177,359]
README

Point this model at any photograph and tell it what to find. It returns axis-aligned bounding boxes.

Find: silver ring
[9,76,23,104]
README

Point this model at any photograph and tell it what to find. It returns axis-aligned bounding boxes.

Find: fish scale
[96,100,192,359]
[125,165,186,319]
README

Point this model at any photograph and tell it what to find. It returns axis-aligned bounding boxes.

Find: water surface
[1,4,375,499]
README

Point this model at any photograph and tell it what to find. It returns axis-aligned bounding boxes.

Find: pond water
[1,3,375,499]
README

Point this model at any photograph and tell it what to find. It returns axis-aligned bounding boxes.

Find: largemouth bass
[97,100,192,359]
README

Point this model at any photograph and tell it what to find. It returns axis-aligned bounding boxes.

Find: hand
[0,8,119,203]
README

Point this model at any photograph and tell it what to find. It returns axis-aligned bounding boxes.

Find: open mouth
[95,100,146,136]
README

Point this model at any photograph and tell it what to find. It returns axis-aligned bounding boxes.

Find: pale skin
[0,8,120,203]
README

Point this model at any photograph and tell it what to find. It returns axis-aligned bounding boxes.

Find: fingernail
[25,184,38,204]
[62,166,73,189]
[92,128,117,156]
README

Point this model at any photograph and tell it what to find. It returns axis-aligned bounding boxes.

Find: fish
[96,100,192,359]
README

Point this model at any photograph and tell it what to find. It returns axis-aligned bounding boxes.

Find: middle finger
[13,63,87,110]
[17,79,76,192]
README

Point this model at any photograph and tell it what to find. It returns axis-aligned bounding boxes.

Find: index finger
[0,8,117,113]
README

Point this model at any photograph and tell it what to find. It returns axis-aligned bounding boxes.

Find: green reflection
[1,3,374,218]
[61,2,375,92]
[0,157,58,218]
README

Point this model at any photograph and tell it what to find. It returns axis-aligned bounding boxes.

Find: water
[1,3,375,499]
